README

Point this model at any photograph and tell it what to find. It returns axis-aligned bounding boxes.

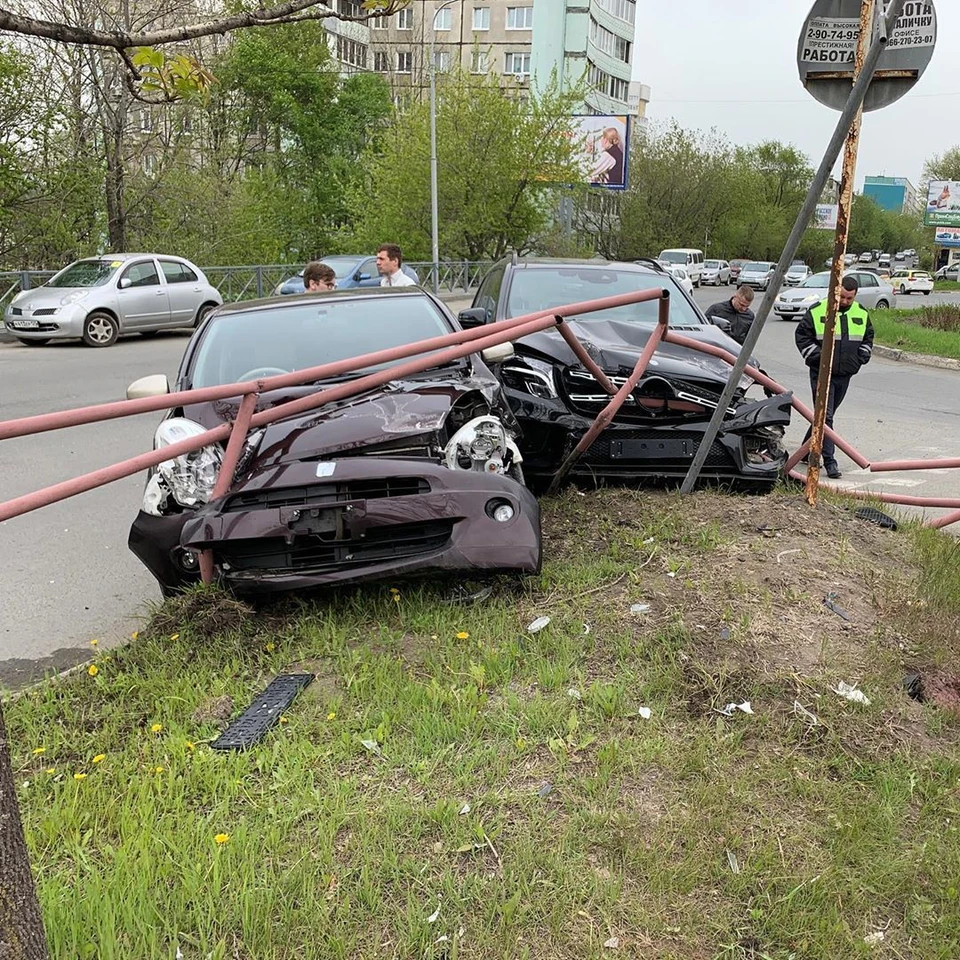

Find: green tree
[348,70,583,261]
[923,146,960,183]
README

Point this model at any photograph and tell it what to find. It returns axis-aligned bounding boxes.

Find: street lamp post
[429,0,456,294]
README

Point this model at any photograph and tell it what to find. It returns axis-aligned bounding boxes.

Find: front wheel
[82,312,119,347]
[899,284,908,295]
[875,299,889,310]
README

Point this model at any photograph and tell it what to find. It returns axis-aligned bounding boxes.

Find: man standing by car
[795,275,874,480]
[376,244,417,288]
[705,285,755,345]
[303,262,336,292]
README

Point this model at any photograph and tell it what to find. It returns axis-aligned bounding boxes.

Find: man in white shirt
[377,243,417,288]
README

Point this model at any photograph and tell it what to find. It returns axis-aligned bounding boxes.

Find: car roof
[78,253,190,262]
[508,257,666,278]
[211,286,430,318]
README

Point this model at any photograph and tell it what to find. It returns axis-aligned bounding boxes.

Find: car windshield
[188,294,453,388]
[704,260,721,268]
[506,267,704,327]
[800,272,831,288]
[319,256,364,279]
[744,262,769,271]
[46,260,118,288]
[659,251,689,264]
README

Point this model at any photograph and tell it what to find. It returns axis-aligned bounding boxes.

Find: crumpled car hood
[180,372,504,468]
[517,319,748,383]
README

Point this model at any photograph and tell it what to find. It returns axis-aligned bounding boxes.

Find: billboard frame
[924,180,960,226]
[571,114,632,191]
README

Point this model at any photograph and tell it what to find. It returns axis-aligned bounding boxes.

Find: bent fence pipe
[0,287,667,443]
[0,312,567,525]
[787,471,960,510]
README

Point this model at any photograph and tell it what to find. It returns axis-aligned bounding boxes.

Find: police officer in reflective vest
[795,275,874,479]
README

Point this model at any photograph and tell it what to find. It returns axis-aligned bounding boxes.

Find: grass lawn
[934,281,960,293]
[6,487,960,959]
[871,308,960,360]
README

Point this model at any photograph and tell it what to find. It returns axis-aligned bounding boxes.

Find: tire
[81,311,119,347]
[194,302,217,328]
[899,284,907,295]
[16,338,50,346]
[875,299,889,310]
[924,290,931,296]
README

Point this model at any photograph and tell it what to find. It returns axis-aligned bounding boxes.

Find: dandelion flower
[393,594,401,603]
[279,715,289,725]
[327,711,337,721]
[185,741,195,751]
[214,833,230,845]
[169,633,180,641]
[46,768,56,775]
[131,630,139,640]
[31,747,45,755]
[73,772,87,781]
[456,631,470,640]
[90,639,99,647]
[151,723,163,733]
[88,665,99,677]
[154,766,165,774]
[92,754,106,764]
[265,642,276,653]
[389,587,400,595]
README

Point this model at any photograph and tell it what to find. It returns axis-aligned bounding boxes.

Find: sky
[631,0,957,193]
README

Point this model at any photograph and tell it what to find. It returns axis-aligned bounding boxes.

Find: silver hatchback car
[773,269,895,320]
[4,253,223,347]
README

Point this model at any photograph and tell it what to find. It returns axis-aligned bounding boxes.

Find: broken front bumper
[129,458,541,594]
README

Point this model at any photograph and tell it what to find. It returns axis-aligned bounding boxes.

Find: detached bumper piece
[211,674,314,751]
[178,458,541,592]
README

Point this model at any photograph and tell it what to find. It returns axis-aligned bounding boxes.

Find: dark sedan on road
[459,258,791,489]
[273,256,419,295]
[126,288,539,596]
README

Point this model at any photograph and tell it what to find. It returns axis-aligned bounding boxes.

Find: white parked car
[701,259,730,285]
[784,263,812,286]
[4,253,223,347]
[773,269,895,320]
[738,261,776,290]
[664,264,695,295]
[890,269,934,295]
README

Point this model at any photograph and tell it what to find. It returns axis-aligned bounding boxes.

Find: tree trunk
[0,698,49,960]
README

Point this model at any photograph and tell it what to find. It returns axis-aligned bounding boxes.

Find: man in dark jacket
[795,275,874,479]
[705,286,755,345]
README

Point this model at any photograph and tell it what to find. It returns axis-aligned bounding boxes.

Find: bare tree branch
[0,0,406,49]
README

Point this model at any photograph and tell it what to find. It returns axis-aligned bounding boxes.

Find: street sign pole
[805,0,874,504]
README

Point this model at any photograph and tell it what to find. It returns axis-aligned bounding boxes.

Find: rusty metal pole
[805,0,874,505]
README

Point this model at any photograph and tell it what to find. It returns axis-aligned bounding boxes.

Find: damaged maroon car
[127,288,540,596]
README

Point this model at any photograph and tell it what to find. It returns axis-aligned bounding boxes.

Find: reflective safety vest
[810,300,869,342]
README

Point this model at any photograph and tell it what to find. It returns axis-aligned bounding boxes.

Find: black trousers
[802,369,851,465]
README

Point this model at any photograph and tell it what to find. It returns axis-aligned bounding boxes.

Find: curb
[873,344,960,371]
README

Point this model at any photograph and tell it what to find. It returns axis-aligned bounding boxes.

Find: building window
[472,7,489,30]
[339,0,363,15]
[371,12,388,28]
[397,50,413,73]
[504,52,530,76]
[506,6,533,29]
[588,62,630,103]
[609,76,629,102]
[433,50,451,72]
[374,51,389,72]
[337,35,368,69]
[142,154,157,175]
[397,7,413,29]
[589,18,631,63]
[471,49,490,73]
[433,7,451,30]
[139,110,153,133]
[597,0,636,24]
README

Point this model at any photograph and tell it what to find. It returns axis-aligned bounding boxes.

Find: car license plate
[778,305,797,312]
[610,438,696,460]
[10,319,39,329]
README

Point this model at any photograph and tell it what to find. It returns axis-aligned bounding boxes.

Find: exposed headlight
[500,356,557,399]
[59,291,88,306]
[486,499,515,522]
[444,415,510,474]
[154,418,223,508]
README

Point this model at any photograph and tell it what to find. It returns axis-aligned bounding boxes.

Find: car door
[473,264,505,321]
[117,259,170,329]
[354,257,381,288]
[854,272,880,307]
[159,259,202,327]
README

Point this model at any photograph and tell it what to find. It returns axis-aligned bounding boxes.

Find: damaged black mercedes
[459,258,792,488]
[126,288,540,597]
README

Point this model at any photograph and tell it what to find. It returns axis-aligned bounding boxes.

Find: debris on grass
[855,507,898,531]
[903,672,925,702]
[630,603,651,614]
[146,588,255,643]
[824,593,853,622]
[864,931,886,947]
[442,584,494,605]
[725,849,741,874]
[567,688,582,700]
[637,706,652,720]
[426,899,442,924]
[360,738,382,756]
[459,802,470,815]
[527,615,551,633]
[537,783,554,799]
[603,936,620,949]
[714,701,754,717]
[833,681,870,705]
[793,700,819,725]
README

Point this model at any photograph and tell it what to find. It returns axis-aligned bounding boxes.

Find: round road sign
[797,0,936,111]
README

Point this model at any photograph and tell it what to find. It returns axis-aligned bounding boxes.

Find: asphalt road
[2,283,958,687]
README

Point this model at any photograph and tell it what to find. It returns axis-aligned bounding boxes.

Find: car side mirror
[355,272,371,282]
[458,307,488,329]
[480,342,515,364]
[119,277,132,289]
[126,374,170,400]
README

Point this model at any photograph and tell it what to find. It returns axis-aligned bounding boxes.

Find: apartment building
[531,0,648,118]
[367,1,535,99]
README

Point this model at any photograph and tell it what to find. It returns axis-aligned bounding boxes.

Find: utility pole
[429,0,457,295]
